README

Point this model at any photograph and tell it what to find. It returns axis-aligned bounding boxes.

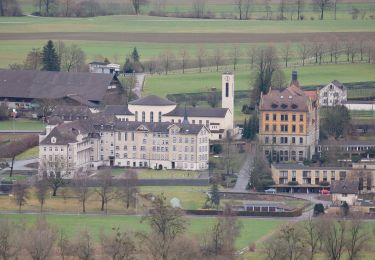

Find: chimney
[292,71,298,81]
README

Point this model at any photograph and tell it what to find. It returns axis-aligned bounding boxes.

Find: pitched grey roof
[331,180,359,194]
[0,69,113,102]
[64,94,98,107]
[94,121,206,135]
[103,105,133,116]
[51,105,92,118]
[164,107,228,118]
[128,95,176,106]
[41,120,94,145]
[332,80,344,89]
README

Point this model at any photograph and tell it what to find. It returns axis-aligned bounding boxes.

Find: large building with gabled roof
[102,73,236,140]
[259,71,319,162]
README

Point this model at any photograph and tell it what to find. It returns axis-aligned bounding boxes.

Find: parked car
[320,189,330,195]
[264,188,276,194]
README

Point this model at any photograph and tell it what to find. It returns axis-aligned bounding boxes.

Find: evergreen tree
[42,40,60,71]
[131,47,140,62]
[209,182,220,209]
[242,118,248,139]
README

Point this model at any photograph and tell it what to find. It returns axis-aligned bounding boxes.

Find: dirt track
[0,32,374,43]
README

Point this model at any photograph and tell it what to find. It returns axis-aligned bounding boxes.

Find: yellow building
[271,162,375,193]
[259,71,319,161]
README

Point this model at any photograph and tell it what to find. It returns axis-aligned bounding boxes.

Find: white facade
[89,62,120,75]
[343,101,375,111]
[39,121,210,178]
[332,193,358,206]
[111,73,237,140]
[319,81,347,107]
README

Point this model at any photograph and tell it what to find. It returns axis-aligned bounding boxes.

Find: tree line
[131,37,375,76]
[9,40,86,72]
[1,191,243,260]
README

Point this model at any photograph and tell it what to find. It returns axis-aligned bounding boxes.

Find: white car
[264,188,276,194]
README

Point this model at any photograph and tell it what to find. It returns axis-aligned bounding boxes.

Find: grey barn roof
[103,105,134,116]
[0,69,113,102]
[331,180,359,194]
[164,107,228,118]
[128,95,176,106]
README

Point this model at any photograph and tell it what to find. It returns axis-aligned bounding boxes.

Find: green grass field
[1,14,374,34]
[0,213,284,249]
[15,146,39,160]
[0,119,45,131]
[144,63,375,96]
[111,168,201,179]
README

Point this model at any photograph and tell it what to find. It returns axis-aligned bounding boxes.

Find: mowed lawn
[0,213,284,249]
[1,15,374,34]
[0,119,45,131]
[144,63,375,96]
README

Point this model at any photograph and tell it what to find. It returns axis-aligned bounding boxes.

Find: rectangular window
[265,114,269,121]
[292,115,296,121]
[292,125,296,132]
[272,137,276,144]
[273,125,276,131]
[299,137,303,144]
[300,115,304,122]
[225,82,229,97]
[265,124,269,132]
[265,137,269,144]
[292,137,296,144]
[273,114,277,121]
[131,132,135,141]
[299,125,304,133]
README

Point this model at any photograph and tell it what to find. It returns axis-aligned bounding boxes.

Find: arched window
[158,111,162,122]
[142,111,145,122]
[150,111,154,122]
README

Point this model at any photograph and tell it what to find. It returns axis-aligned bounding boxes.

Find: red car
[320,189,330,195]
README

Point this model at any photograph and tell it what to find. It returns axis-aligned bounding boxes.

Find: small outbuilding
[331,180,359,206]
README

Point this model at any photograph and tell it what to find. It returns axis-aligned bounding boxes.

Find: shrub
[313,203,325,216]
[249,243,256,252]
[341,201,349,216]
[212,144,222,155]
[319,181,330,187]
[0,104,9,121]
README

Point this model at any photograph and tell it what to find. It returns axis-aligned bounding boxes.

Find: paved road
[232,145,255,192]
[0,158,38,175]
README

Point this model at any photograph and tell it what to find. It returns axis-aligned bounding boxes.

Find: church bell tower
[222,73,234,130]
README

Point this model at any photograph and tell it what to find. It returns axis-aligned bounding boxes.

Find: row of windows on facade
[279,170,347,178]
[265,150,304,162]
[265,114,304,122]
[108,144,207,154]
[323,92,340,97]
[106,153,208,162]
[264,124,304,133]
[111,160,203,169]
[264,136,304,145]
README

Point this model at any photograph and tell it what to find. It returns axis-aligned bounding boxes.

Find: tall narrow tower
[222,73,234,130]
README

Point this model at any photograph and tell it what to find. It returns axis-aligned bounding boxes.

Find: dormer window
[281,104,287,109]
[51,137,56,144]
[271,103,278,108]
[291,104,298,109]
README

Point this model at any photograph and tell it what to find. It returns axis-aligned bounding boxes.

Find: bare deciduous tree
[282,42,292,67]
[139,194,187,260]
[196,46,207,73]
[159,50,174,75]
[298,40,310,66]
[345,214,368,260]
[192,0,206,18]
[24,218,57,260]
[40,158,68,196]
[296,0,304,20]
[230,46,241,70]
[333,0,340,20]
[319,217,346,260]
[301,217,321,260]
[236,0,253,20]
[120,169,139,209]
[279,0,287,20]
[0,220,22,260]
[100,227,136,260]
[57,230,73,260]
[95,168,115,213]
[73,172,91,213]
[131,0,149,15]
[12,180,29,212]
[213,48,223,72]
[24,48,43,70]
[313,0,332,20]
[72,229,95,260]
[179,48,189,74]
[61,44,86,72]
[35,178,49,212]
